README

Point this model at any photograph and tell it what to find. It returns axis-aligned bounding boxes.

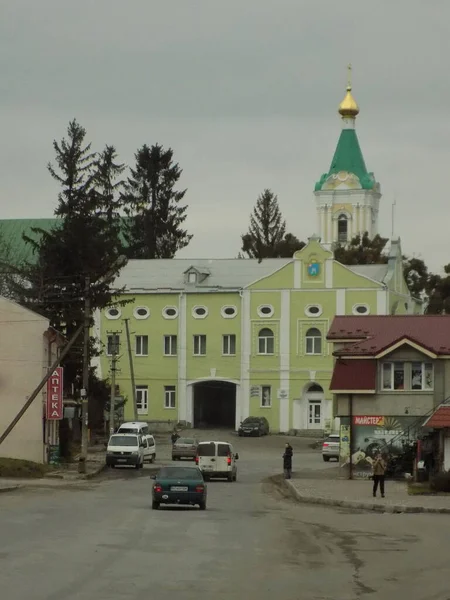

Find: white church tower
[314,66,381,248]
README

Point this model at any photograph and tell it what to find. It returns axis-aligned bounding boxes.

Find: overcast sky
[1,1,449,272]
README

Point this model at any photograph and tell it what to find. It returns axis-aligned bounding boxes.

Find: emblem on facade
[307,261,320,277]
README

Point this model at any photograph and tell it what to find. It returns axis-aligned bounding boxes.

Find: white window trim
[222,334,237,356]
[381,361,434,392]
[192,305,208,319]
[381,361,405,391]
[106,334,120,356]
[221,305,237,319]
[134,306,150,320]
[136,386,149,415]
[260,385,272,408]
[187,272,197,284]
[305,304,323,317]
[258,330,275,355]
[163,335,177,357]
[257,304,274,318]
[162,306,178,320]
[135,335,149,357]
[105,307,121,320]
[352,303,370,316]
[411,362,434,391]
[305,329,322,355]
[164,386,176,409]
[193,334,207,356]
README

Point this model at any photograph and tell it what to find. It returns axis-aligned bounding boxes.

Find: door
[197,442,217,473]
[147,435,156,458]
[142,438,151,461]
[217,443,232,473]
[308,400,322,429]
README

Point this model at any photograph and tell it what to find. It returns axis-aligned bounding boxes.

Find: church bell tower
[314,66,381,248]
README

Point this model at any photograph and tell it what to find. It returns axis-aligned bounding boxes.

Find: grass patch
[0,457,53,479]
[407,482,450,496]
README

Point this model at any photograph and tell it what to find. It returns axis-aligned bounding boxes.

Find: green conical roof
[315,129,377,191]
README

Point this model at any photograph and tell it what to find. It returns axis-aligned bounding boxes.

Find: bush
[0,457,51,478]
[430,471,450,493]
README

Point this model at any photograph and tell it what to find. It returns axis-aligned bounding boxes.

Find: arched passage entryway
[191,380,237,428]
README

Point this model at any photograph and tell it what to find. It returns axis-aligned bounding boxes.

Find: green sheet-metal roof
[0,218,60,265]
[315,129,377,191]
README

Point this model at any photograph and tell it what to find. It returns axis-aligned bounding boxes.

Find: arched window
[307,383,323,393]
[338,215,348,244]
[305,328,322,355]
[258,328,274,355]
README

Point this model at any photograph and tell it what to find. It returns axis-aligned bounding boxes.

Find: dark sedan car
[238,416,270,437]
[151,466,207,510]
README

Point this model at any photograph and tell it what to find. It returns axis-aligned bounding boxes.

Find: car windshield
[197,443,215,456]
[109,435,138,447]
[158,467,201,480]
[118,427,138,434]
[326,436,339,443]
[177,438,195,445]
[243,418,259,424]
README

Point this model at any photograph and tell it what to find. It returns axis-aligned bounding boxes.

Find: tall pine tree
[122,143,192,258]
[15,121,127,400]
[241,189,304,261]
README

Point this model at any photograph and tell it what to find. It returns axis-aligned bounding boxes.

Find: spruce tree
[241,189,304,261]
[122,143,192,258]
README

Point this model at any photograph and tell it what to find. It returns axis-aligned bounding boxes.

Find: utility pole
[124,318,138,420]
[78,276,90,474]
[109,345,118,436]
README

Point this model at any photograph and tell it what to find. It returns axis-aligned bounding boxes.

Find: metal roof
[114,258,292,292]
[346,264,389,283]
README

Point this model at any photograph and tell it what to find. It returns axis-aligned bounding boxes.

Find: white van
[106,433,145,469]
[117,422,156,463]
[195,441,239,481]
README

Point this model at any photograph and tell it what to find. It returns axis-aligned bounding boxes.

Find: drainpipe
[348,393,353,480]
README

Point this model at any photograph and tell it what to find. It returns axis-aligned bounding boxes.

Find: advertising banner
[46,367,64,420]
[339,415,418,478]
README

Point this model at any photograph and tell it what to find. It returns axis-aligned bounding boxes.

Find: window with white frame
[382,361,433,391]
[106,334,120,355]
[162,306,178,319]
[105,307,121,320]
[222,334,236,355]
[135,335,148,356]
[382,362,405,390]
[188,272,197,283]
[134,306,150,319]
[261,385,272,407]
[164,385,176,409]
[136,385,148,414]
[221,305,237,318]
[164,335,177,356]
[258,328,274,355]
[411,362,433,390]
[257,305,274,318]
[305,328,322,355]
[193,334,207,356]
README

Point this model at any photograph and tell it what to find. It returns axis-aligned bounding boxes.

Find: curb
[284,480,450,515]
[0,485,20,494]
[83,463,107,480]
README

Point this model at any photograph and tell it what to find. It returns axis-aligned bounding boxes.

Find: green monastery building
[91,81,420,434]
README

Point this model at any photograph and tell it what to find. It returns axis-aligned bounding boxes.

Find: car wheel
[227,473,233,482]
[149,455,154,464]
[152,501,160,510]
[199,501,206,510]
[203,474,210,482]
[110,464,115,469]
[323,456,330,462]
[233,472,237,482]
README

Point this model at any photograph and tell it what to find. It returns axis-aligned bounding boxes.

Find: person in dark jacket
[283,443,293,479]
[171,429,180,445]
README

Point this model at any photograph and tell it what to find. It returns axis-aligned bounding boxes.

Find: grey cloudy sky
[1,0,449,272]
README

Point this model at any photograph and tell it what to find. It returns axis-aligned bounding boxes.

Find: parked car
[322,434,340,462]
[238,416,270,437]
[172,437,198,461]
[117,422,156,462]
[106,433,146,469]
[151,466,207,510]
[195,441,239,481]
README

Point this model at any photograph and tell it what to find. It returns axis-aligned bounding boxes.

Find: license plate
[117,458,127,463]
[170,486,188,492]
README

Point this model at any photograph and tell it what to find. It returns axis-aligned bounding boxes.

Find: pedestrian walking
[171,429,180,445]
[283,443,293,479]
[372,452,387,498]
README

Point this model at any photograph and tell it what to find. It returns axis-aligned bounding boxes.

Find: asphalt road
[1,432,449,600]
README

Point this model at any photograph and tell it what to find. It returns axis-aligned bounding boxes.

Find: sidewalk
[286,476,450,514]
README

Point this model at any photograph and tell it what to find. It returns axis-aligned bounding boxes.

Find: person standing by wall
[372,452,387,498]
[283,443,293,479]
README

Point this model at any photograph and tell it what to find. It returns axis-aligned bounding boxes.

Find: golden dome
[338,64,359,118]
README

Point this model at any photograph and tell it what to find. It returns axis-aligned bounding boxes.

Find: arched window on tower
[338,215,348,244]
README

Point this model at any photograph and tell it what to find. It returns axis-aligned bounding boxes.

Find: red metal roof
[329,359,377,393]
[423,406,450,429]
[327,315,450,357]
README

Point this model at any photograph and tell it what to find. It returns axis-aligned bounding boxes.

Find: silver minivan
[195,441,239,481]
